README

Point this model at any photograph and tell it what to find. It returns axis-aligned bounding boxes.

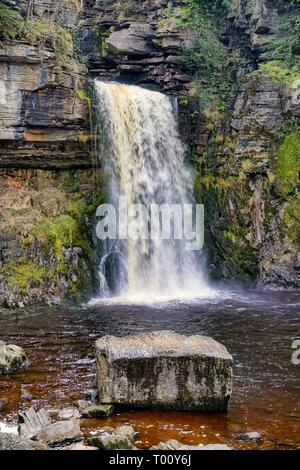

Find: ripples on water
[0,289,299,449]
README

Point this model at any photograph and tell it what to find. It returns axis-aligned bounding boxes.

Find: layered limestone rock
[96,331,233,411]
[76,0,195,93]
[0,41,91,169]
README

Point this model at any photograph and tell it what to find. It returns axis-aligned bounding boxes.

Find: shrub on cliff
[0,4,24,40]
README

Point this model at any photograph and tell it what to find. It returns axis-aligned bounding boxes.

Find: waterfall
[94,81,211,301]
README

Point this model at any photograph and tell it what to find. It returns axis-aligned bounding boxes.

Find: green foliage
[258,4,300,86]
[25,20,73,58]
[96,27,110,54]
[283,196,300,246]
[257,60,300,86]
[0,4,24,40]
[0,4,73,61]
[0,259,46,292]
[276,131,300,195]
[261,9,300,69]
[175,0,231,110]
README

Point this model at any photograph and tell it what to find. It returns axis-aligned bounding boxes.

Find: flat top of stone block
[95,331,232,361]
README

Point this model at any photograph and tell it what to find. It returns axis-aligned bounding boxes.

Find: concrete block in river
[96,331,233,411]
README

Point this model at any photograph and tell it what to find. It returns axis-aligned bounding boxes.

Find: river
[0,289,299,449]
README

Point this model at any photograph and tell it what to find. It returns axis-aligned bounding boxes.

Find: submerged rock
[0,343,29,374]
[0,433,49,450]
[96,331,233,411]
[81,404,115,419]
[150,440,232,450]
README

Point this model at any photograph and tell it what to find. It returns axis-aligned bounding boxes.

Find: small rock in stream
[115,425,137,441]
[236,431,262,442]
[76,399,91,413]
[87,424,137,450]
[81,404,115,418]
[58,407,80,420]
[34,419,83,446]
[0,343,29,374]
[88,434,133,450]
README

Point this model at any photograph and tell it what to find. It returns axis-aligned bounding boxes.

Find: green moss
[276,131,300,196]
[283,196,300,246]
[0,259,46,292]
[32,214,83,261]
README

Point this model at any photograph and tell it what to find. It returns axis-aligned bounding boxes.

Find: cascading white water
[94,81,211,301]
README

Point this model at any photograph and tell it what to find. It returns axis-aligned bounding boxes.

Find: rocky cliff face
[0,0,101,309]
[0,0,299,309]
[194,1,300,287]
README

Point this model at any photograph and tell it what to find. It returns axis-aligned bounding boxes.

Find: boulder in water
[0,343,29,374]
[95,331,233,411]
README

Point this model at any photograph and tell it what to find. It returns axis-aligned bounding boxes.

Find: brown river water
[0,289,299,450]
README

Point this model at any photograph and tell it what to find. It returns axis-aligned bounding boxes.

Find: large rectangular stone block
[96,331,233,411]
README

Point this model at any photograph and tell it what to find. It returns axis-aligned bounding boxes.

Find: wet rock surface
[96,331,233,411]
